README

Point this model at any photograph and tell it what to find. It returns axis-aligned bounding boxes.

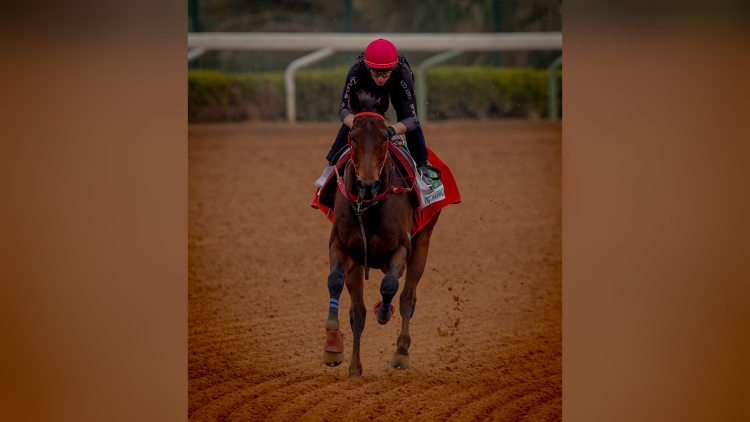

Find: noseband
[336,111,412,206]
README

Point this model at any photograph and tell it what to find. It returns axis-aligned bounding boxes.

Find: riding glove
[386,126,397,140]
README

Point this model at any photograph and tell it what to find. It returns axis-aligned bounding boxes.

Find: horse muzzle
[356,179,381,201]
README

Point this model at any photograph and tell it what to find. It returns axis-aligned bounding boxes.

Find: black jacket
[339,53,420,133]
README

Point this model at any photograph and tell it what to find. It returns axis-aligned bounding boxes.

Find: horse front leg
[322,236,350,367]
[391,213,439,370]
[375,245,408,325]
[345,265,366,378]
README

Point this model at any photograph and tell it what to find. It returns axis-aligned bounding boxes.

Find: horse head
[348,90,390,200]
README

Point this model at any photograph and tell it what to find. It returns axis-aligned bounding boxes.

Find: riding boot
[417,161,442,191]
[405,125,428,164]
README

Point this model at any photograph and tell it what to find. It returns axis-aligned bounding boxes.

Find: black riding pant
[325,124,428,165]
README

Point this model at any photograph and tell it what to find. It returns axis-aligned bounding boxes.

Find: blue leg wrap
[329,298,339,309]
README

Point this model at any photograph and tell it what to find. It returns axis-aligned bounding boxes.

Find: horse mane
[358,91,379,112]
[350,89,388,115]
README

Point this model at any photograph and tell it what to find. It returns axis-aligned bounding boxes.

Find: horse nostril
[356,180,365,191]
[372,181,381,192]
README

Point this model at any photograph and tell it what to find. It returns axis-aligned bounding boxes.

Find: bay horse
[322,90,440,378]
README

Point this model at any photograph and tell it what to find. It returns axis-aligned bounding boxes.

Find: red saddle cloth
[311,146,461,235]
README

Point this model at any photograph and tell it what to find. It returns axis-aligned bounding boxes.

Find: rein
[335,112,413,279]
[337,111,410,204]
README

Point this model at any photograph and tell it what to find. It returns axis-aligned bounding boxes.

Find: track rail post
[284,47,336,123]
[188,47,206,62]
[548,55,562,120]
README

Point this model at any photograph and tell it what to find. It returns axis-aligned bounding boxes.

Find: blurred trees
[191,0,560,33]
[198,0,341,32]
[189,0,561,70]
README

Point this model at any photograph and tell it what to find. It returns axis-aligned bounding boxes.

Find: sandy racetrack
[189,120,561,421]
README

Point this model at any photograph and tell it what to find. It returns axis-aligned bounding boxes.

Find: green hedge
[188,70,284,121]
[426,67,559,120]
[188,67,561,123]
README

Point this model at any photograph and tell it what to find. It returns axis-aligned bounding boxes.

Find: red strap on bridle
[352,112,385,122]
[347,112,389,179]
[341,112,412,203]
[334,144,412,205]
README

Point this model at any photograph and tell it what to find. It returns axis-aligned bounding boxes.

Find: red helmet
[364,38,398,70]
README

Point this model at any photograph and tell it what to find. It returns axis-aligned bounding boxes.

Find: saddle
[317,143,421,206]
[312,143,461,235]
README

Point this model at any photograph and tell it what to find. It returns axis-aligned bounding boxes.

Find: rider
[324,38,437,186]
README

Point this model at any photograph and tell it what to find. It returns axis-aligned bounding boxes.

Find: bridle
[334,111,403,207]
[346,111,390,182]
[333,111,412,280]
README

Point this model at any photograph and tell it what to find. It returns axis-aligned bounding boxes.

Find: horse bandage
[329,298,339,309]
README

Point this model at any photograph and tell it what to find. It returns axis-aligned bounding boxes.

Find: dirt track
[188,120,562,421]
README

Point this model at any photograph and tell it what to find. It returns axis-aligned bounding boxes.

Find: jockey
[324,38,438,186]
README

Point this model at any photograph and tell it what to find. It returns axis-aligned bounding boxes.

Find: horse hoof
[348,367,362,378]
[322,330,344,367]
[322,351,344,367]
[373,301,394,325]
[390,354,410,370]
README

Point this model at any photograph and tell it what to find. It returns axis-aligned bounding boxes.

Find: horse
[322,90,440,378]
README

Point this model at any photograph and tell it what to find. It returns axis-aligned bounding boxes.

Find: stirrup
[315,165,335,188]
[419,164,442,181]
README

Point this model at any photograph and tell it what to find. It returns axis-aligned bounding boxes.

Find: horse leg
[391,212,440,370]
[345,265,366,378]
[322,236,350,367]
[375,245,408,325]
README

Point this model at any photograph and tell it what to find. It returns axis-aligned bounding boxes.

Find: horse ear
[349,89,364,114]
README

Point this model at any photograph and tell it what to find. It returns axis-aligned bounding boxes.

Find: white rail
[187,32,563,122]
[188,47,206,61]
[284,47,336,123]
